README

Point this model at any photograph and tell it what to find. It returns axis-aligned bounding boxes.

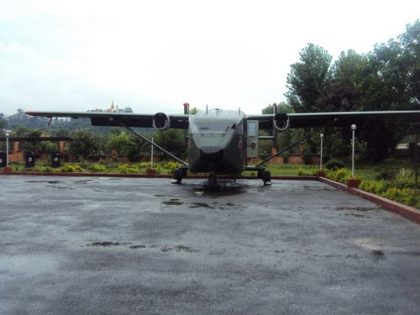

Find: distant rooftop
[87,101,133,113]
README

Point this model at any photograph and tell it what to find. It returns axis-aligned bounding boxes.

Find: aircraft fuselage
[188,109,246,174]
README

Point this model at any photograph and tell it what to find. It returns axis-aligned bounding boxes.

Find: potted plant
[146,168,157,176]
[347,177,361,188]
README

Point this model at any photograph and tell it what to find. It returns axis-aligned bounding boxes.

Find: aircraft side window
[248,121,257,137]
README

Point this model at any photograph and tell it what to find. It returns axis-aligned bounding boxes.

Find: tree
[105,131,145,162]
[69,129,102,161]
[0,113,8,131]
[153,129,186,159]
[286,43,332,112]
[318,50,368,112]
[399,20,420,105]
[106,132,133,157]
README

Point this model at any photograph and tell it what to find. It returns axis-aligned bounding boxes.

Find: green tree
[153,129,186,159]
[105,131,145,162]
[399,20,420,105]
[318,50,368,112]
[69,129,102,161]
[0,113,8,131]
[106,132,133,157]
[286,43,332,112]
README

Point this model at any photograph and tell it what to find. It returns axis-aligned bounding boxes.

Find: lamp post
[351,124,357,177]
[151,136,154,169]
[320,133,324,170]
[5,130,11,167]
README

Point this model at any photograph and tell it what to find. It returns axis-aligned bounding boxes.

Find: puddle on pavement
[26,180,63,184]
[345,213,368,218]
[0,254,58,275]
[336,206,378,212]
[129,245,146,249]
[163,198,184,205]
[371,249,386,260]
[189,202,214,209]
[75,179,92,184]
[160,244,198,253]
[86,241,122,247]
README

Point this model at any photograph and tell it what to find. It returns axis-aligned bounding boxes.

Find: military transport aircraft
[26,107,420,188]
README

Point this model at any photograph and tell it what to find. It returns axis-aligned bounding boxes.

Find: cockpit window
[190,119,238,135]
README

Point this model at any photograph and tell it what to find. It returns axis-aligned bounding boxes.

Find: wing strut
[253,119,338,168]
[254,130,313,167]
[117,122,188,167]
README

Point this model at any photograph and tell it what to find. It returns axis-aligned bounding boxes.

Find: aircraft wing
[246,110,420,129]
[25,111,189,129]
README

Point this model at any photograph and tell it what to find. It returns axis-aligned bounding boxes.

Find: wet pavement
[1,176,420,314]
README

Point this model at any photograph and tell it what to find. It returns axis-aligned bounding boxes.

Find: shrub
[394,168,415,188]
[359,180,388,195]
[118,164,139,173]
[324,159,345,170]
[375,169,396,181]
[162,161,181,173]
[62,163,83,172]
[382,187,417,206]
[88,163,107,172]
[325,168,352,183]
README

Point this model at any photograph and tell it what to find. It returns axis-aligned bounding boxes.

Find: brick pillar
[58,141,65,153]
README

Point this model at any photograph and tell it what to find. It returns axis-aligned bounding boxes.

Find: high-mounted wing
[247,110,420,130]
[25,111,189,129]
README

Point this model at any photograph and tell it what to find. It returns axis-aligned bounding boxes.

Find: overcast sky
[0,0,419,116]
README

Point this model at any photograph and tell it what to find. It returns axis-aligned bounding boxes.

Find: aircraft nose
[200,146,222,155]
[200,146,224,163]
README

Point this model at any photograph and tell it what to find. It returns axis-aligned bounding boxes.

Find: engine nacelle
[153,112,170,130]
[273,112,289,131]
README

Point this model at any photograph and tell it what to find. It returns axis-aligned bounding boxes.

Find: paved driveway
[1,176,420,314]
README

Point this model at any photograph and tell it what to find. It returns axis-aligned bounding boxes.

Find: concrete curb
[319,177,420,225]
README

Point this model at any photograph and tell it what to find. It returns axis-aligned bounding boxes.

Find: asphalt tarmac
[1,176,420,314]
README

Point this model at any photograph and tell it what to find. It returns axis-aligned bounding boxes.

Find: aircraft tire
[263,170,271,185]
[173,169,183,184]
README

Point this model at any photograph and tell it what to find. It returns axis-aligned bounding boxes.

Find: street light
[4,129,12,167]
[151,136,154,169]
[320,133,324,170]
[351,124,357,177]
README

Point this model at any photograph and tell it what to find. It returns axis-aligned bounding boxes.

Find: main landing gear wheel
[258,168,271,185]
[262,170,271,185]
[172,167,187,184]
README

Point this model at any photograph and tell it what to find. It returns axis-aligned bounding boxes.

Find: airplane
[26,105,420,188]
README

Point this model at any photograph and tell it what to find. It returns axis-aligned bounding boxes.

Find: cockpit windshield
[190,108,244,135]
[190,119,236,135]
